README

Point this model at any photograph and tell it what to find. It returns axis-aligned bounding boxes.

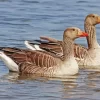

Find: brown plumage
[25,14,100,67]
[0,27,88,77]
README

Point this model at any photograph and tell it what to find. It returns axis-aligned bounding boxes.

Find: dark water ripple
[0,0,100,100]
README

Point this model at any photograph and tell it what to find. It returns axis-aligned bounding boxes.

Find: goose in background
[25,14,100,68]
[0,27,88,77]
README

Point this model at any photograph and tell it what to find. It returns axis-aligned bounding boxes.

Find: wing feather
[30,38,88,60]
[0,47,58,70]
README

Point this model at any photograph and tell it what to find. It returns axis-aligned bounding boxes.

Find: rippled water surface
[0,0,100,100]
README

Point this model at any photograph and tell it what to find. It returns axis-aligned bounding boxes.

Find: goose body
[0,27,88,77]
[25,14,100,68]
[78,47,100,67]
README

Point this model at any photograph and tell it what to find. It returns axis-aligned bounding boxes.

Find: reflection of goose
[0,27,88,77]
[0,72,19,82]
[25,14,100,67]
[18,73,79,81]
[0,71,78,85]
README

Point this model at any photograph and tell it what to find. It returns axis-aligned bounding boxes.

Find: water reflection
[1,72,78,82]
[0,69,100,99]
[1,72,78,99]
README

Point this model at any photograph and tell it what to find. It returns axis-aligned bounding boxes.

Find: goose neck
[62,37,74,61]
[84,22,99,49]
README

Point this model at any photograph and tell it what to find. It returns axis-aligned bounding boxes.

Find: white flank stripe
[0,51,19,72]
[24,41,36,50]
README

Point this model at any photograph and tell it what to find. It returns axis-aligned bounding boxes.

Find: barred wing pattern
[74,44,88,60]
[29,39,88,60]
[0,47,58,75]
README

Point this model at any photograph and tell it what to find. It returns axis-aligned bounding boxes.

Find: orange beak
[97,16,100,24]
[78,32,88,37]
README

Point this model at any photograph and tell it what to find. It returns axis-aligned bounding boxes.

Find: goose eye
[92,15,95,18]
[72,29,75,31]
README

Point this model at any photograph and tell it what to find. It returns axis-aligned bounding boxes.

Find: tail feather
[40,36,58,42]
[0,51,19,72]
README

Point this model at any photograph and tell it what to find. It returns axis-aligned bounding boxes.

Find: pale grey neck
[85,22,99,49]
[62,37,74,61]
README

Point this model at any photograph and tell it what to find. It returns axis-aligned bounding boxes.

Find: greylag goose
[25,14,100,68]
[0,27,88,77]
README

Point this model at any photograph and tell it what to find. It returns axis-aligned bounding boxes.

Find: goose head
[85,14,100,25]
[63,27,88,40]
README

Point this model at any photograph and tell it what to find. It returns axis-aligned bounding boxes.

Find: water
[0,0,100,99]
